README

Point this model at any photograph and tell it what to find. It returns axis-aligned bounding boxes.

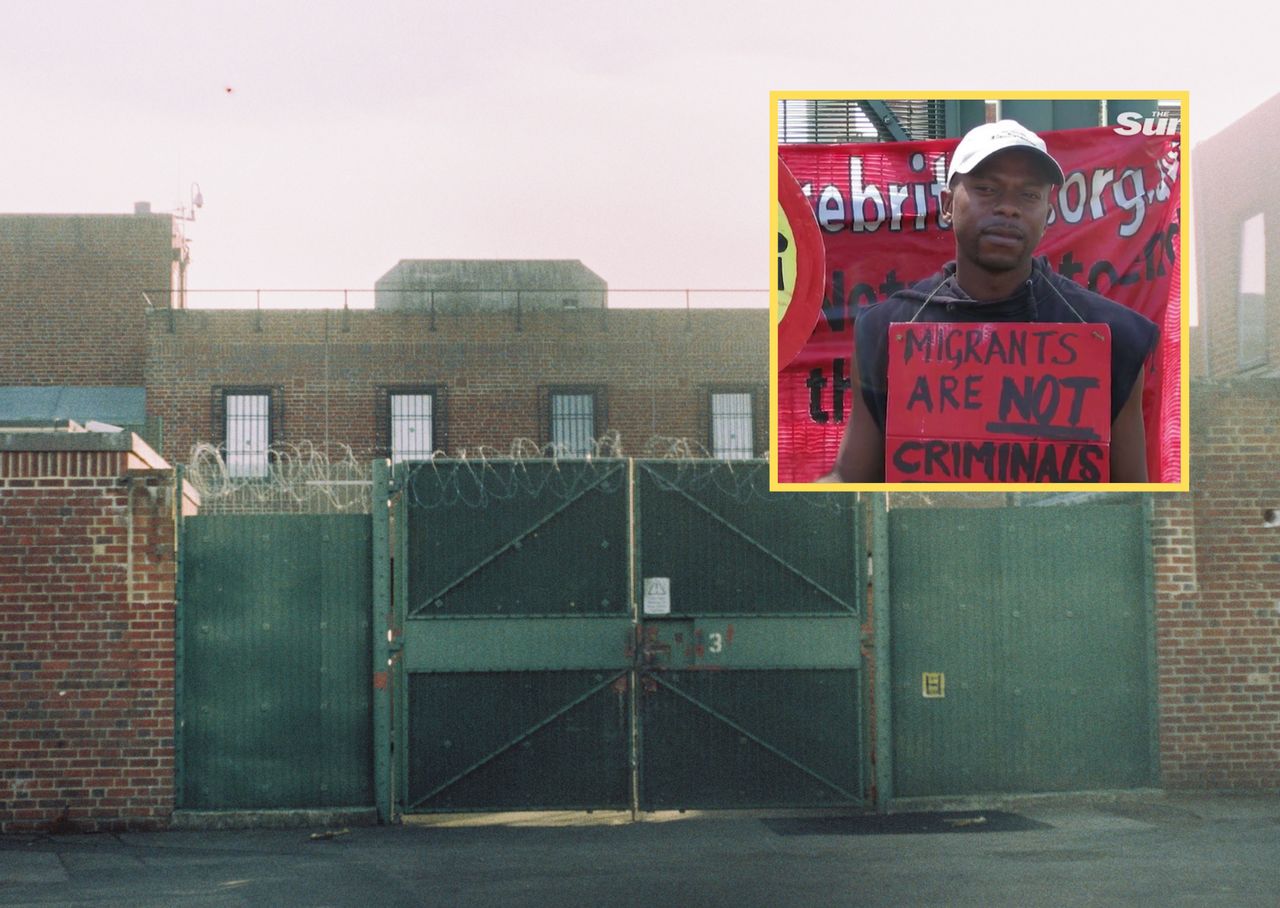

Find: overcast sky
[0,0,1266,308]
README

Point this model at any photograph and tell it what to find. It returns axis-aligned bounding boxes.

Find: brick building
[0,207,179,388]
[145,304,767,470]
[0,208,178,439]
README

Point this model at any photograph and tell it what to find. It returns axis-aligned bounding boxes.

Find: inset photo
[771,93,1187,491]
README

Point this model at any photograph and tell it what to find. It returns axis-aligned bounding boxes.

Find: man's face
[942,149,1055,276]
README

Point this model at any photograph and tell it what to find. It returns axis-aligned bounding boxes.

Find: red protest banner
[776,125,1180,484]
[884,322,1111,483]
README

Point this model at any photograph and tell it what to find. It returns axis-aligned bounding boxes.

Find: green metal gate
[180,514,374,809]
[634,462,863,808]
[395,459,632,812]
[394,459,864,814]
[881,500,1157,799]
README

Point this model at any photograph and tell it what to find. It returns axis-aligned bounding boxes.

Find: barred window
[711,392,754,460]
[225,392,271,478]
[390,392,434,463]
[550,393,595,457]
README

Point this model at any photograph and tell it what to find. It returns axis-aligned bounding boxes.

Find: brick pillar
[1150,489,1202,786]
[0,429,193,832]
[1152,379,1280,789]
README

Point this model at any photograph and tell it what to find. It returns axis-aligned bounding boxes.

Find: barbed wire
[400,431,628,509]
[185,442,371,514]
[401,434,845,513]
[184,436,849,515]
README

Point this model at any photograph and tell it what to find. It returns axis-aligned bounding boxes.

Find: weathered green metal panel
[998,505,1152,791]
[635,617,859,670]
[890,509,1001,797]
[405,460,628,617]
[407,670,631,810]
[640,669,862,809]
[401,460,631,811]
[182,514,373,809]
[889,504,1154,798]
[403,617,633,672]
[634,461,858,617]
[634,461,864,809]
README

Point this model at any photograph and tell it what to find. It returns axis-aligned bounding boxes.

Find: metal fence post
[628,457,640,820]
[1141,494,1162,786]
[871,492,893,811]
[394,466,409,814]
[372,459,392,823]
[173,465,186,810]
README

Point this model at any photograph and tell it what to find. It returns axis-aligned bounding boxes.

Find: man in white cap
[822,119,1158,483]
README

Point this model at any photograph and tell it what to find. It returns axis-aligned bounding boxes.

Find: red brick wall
[0,442,177,832]
[0,213,178,387]
[145,307,768,467]
[1152,378,1280,788]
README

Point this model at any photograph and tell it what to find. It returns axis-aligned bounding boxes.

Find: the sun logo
[1113,110,1181,136]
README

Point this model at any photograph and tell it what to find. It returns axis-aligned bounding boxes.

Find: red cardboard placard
[885,322,1111,483]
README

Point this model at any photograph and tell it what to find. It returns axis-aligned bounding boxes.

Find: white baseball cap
[946,119,1065,186]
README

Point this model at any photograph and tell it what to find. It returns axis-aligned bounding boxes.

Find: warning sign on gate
[643,577,671,616]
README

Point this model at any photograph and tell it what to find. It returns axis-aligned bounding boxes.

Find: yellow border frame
[769,90,1191,493]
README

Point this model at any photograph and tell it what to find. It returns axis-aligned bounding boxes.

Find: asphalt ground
[2,792,1278,907]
